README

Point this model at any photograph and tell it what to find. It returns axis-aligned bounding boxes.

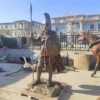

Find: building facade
[51,14,100,35]
[0,20,44,37]
[1,14,100,37]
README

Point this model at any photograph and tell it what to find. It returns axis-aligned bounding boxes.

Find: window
[55,19,59,23]
[15,31,18,36]
[5,25,7,28]
[0,25,3,28]
[84,24,94,31]
[98,23,100,31]
[20,23,23,28]
[51,25,58,31]
[60,25,67,33]
[7,31,12,36]
[51,25,56,30]
[72,24,80,31]
[56,27,58,31]
[25,23,30,28]
[32,23,35,26]
[90,24,94,30]
[84,24,90,31]
[15,25,16,28]
[35,23,40,29]
[25,30,30,34]
[6,24,12,28]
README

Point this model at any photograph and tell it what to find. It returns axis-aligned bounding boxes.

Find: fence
[0,36,41,49]
[60,34,100,51]
[0,34,100,51]
[60,34,89,51]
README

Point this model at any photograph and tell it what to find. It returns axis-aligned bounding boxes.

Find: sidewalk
[0,63,100,100]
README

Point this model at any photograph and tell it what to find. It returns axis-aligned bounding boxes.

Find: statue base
[21,78,67,100]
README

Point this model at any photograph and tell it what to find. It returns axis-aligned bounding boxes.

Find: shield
[45,34,61,56]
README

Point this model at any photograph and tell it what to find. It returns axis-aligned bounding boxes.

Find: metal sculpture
[78,33,100,76]
[31,13,65,87]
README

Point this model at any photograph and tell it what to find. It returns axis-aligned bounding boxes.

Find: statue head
[44,13,51,30]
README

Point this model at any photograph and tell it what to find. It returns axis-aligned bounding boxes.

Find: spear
[30,2,34,82]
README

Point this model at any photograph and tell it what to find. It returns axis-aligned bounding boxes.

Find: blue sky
[0,0,100,23]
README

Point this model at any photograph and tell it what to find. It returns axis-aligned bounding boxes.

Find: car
[0,49,39,71]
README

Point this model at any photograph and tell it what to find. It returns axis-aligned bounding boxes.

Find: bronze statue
[78,33,100,76]
[88,39,100,49]
[32,13,65,87]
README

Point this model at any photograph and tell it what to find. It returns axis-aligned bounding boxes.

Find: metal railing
[60,34,89,51]
[0,34,100,51]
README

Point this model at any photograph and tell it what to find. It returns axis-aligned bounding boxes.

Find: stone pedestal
[74,53,90,70]
[21,78,67,100]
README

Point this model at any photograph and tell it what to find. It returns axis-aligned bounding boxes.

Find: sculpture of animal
[78,33,100,77]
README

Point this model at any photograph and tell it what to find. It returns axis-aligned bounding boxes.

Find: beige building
[51,14,100,35]
[0,20,44,37]
[1,14,100,37]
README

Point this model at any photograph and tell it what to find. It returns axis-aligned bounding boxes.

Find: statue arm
[32,36,41,42]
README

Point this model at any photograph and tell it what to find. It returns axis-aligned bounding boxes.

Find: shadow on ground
[58,84,100,100]
[0,68,31,88]
[77,84,100,96]
[58,85,73,100]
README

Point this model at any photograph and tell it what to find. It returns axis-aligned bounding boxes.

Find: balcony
[52,20,67,24]
[84,16,100,21]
